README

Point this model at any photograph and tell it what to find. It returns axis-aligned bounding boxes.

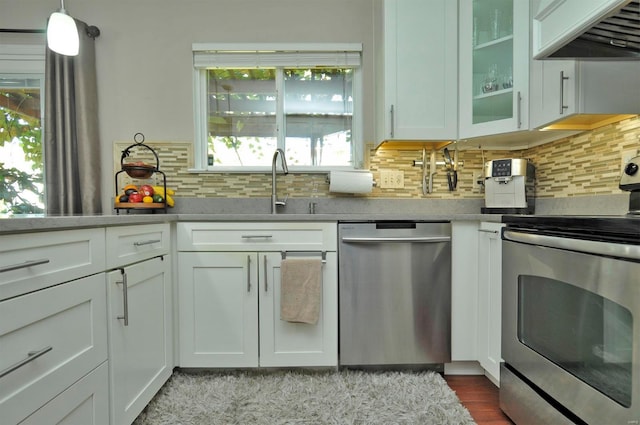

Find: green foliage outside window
[0,88,44,216]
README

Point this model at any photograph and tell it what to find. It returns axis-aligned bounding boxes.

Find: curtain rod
[0,29,45,33]
[0,26,101,39]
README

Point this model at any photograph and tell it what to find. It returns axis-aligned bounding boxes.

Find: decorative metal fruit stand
[114,133,168,214]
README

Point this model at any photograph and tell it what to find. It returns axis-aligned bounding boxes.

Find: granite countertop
[0,212,501,234]
[1,194,629,235]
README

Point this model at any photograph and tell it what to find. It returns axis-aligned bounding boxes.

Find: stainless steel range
[500,154,640,424]
[501,215,640,424]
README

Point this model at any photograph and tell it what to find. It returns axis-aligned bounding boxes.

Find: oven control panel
[620,155,640,191]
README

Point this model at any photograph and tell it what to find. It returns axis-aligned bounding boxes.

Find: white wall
[0,0,375,211]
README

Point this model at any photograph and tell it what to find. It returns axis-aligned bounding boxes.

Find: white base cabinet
[0,235,107,425]
[477,222,504,383]
[451,221,480,361]
[451,221,503,384]
[177,222,338,369]
[178,252,259,368]
[260,252,337,367]
[106,224,173,425]
[1,223,174,425]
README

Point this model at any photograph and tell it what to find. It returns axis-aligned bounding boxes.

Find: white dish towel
[280,258,322,325]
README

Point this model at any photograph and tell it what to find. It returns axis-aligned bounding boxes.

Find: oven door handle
[341,236,451,243]
[503,230,640,261]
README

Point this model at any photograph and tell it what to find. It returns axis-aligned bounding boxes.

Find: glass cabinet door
[459,0,529,139]
[473,0,513,124]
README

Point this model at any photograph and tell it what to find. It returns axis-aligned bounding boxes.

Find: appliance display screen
[491,159,512,177]
[518,275,633,407]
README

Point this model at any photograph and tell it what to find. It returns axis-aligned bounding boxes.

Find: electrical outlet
[391,171,404,188]
[379,170,392,188]
[379,170,404,188]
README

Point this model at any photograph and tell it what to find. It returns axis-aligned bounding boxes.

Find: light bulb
[47,10,79,56]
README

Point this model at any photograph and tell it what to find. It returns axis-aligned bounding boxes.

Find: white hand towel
[280,258,322,324]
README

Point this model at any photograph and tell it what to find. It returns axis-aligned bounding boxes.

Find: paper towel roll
[329,171,373,194]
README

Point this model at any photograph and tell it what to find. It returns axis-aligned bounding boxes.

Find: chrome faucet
[271,148,289,214]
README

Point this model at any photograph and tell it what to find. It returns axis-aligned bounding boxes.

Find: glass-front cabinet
[459,0,529,139]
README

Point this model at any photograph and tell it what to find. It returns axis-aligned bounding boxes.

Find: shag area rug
[133,370,476,425]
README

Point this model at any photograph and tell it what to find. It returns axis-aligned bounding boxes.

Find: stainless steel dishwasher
[338,221,451,368]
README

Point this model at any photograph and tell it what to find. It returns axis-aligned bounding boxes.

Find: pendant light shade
[47,1,79,56]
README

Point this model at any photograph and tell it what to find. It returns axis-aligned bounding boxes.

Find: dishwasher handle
[341,236,451,243]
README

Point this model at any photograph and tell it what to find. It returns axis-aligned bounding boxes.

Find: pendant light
[47,0,79,56]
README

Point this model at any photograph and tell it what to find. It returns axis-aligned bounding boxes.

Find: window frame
[192,43,363,173]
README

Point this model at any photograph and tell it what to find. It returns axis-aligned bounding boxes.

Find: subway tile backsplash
[113,116,639,200]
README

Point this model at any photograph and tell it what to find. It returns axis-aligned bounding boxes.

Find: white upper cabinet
[459,0,530,139]
[529,59,640,130]
[374,0,458,144]
[531,0,630,59]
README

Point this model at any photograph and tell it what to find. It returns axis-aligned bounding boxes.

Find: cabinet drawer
[20,361,109,425]
[0,228,105,301]
[177,222,337,252]
[0,274,108,425]
[106,223,170,268]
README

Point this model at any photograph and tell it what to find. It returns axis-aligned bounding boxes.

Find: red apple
[128,192,143,203]
[139,185,154,197]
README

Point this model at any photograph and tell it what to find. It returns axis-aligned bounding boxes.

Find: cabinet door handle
[247,255,251,293]
[133,239,161,247]
[0,346,53,378]
[263,255,268,292]
[478,229,499,234]
[517,91,522,128]
[0,258,50,273]
[116,270,129,326]
[559,71,569,115]
[390,104,395,138]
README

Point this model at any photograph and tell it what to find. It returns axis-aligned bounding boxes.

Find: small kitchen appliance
[482,158,535,214]
[619,154,640,214]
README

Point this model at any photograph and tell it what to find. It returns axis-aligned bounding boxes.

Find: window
[193,44,362,171]
[0,45,45,216]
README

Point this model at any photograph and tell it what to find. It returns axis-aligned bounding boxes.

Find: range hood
[538,1,640,59]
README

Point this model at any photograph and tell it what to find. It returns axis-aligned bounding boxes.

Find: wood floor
[444,375,514,425]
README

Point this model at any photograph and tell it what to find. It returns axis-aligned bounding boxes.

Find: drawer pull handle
[241,235,273,239]
[0,346,53,378]
[133,239,161,247]
[0,259,50,273]
[478,229,499,234]
[116,271,129,326]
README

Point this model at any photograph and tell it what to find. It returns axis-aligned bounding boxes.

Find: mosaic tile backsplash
[114,116,640,200]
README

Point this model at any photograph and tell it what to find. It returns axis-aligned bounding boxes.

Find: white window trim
[0,44,45,124]
[191,43,363,173]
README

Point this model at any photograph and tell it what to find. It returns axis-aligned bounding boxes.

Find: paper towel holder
[325,172,377,187]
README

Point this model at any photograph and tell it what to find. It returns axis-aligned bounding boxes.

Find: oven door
[502,230,640,424]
